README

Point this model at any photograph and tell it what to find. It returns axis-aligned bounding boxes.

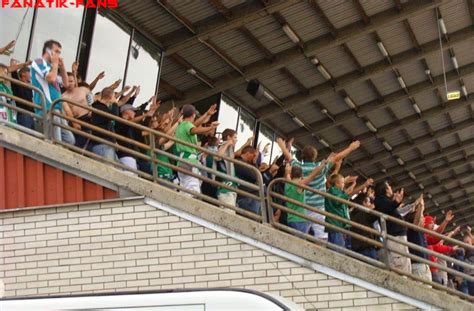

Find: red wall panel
[0,147,118,209]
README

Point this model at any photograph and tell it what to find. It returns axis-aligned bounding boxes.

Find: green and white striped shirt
[291,159,333,210]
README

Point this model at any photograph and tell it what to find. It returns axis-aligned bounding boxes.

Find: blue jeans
[359,247,378,260]
[92,144,118,161]
[288,221,310,233]
[328,231,346,248]
[17,112,35,130]
[237,196,261,215]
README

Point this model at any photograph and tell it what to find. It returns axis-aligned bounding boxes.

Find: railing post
[379,216,391,269]
[149,133,158,182]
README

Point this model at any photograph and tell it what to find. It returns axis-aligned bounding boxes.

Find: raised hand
[0,40,15,55]
[210,121,219,128]
[350,140,361,150]
[72,61,79,73]
[445,210,454,222]
[206,103,218,116]
[393,188,404,203]
[364,178,374,187]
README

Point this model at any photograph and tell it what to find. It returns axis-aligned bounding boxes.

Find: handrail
[47,96,268,221]
[266,178,474,301]
[267,178,474,273]
[1,75,473,301]
[0,75,48,136]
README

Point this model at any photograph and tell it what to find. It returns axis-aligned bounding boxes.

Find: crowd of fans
[0,39,472,296]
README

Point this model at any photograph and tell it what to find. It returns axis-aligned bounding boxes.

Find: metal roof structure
[109,0,474,227]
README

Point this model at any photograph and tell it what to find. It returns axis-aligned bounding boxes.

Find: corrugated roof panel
[318,0,361,29]
[246,15,295,54]
[227,83,268,110]
[286,57,327,88]
[397,61,427,88]
[119,0,182,36]
[385,98,413,119]
[449,105,472,124]
[408,10,438,45]
[160,58,201,91]
[177,44,233,80]
[426,114,450,132]
[167,0,217,24]
[463,75,474,92]
[377,22,414,56]
[317,91,350,115]
[383,128,410,146]
[326,118,369,138]
[402,149,422,163]
[260,70,299,99]
[440,0,472,34]
[436,133,459,149]
[458,124,474,141]
[413,90,439,111]
[317,125,342,144]
[220,0,247,8]
[280,1,330,41]
[409,122,430,140]
[366,108,394,128]
[316,45,357,78]
[343,81,378,105]
[273,113,301,133]
[292,104,325,125]
[210,28,265,67]
[346,34,385,67]
[370,71,401,96]
[361,0,394,16]
[452,40,474,68]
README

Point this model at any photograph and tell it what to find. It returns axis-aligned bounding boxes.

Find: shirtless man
[62,72,94,148]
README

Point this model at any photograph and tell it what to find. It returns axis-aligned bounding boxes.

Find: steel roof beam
[395,157,473,190]
[350,118,473,170]
[165,0,298,54]
[288,93,474,155]
[402,170,473,198]
[372,139,474,180]
[159,79,184,100]
[256,26,473,119]
[175,0,452,105]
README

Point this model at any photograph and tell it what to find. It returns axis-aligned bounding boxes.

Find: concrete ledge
[0,125,472,310]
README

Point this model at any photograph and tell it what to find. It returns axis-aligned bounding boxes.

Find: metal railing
[267,178,474,301]
[0,75,473,301]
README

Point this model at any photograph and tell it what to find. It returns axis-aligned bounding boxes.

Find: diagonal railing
[0,75,473,302]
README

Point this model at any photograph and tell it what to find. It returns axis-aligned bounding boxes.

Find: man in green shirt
[284,160,327,233]
[325,174,357,248]
[175,104,218,196]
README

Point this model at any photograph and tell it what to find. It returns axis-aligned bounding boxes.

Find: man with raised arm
[278,139,361,240]
[174,104,219,196]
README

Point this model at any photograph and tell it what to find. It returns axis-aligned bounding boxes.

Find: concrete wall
[1,197,419,311]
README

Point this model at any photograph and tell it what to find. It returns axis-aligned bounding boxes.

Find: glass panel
[125,31,161,105]
[217,95,239,135]
[235,108,255,150]
[0,8,34,63]
[258,124,274,164]
[29,6,84,70]
[86,13,130,92]
[271,138,282,163]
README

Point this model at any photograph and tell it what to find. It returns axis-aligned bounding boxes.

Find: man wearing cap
[116,101,158,171]
[174,104,218,196]
[10,59,34,129]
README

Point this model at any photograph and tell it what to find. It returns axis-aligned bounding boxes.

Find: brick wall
[0,198,419,311]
